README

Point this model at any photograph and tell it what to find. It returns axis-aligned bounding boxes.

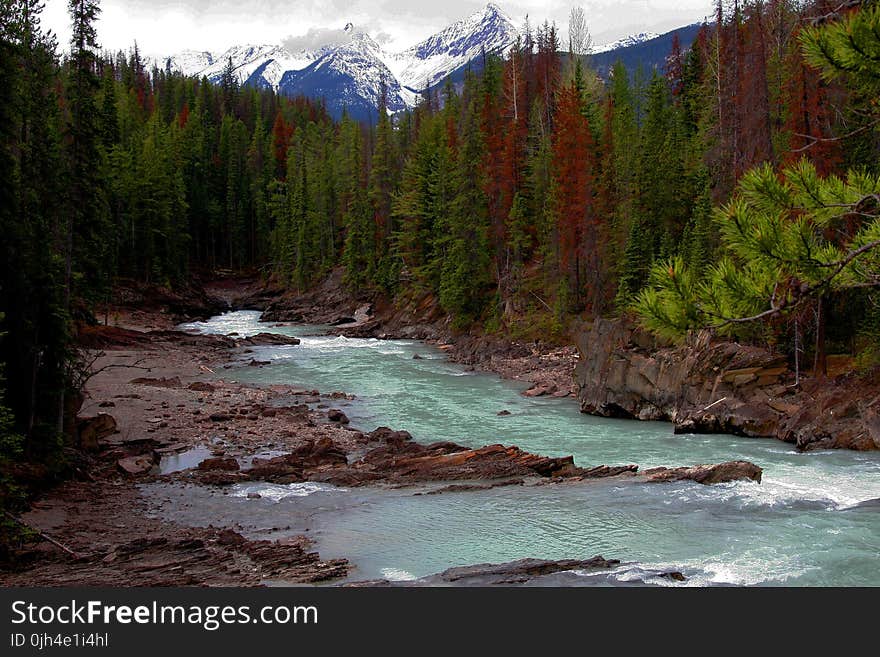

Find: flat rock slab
[129,377,182,388]
[237,333,301,346]
[117,454,157,475]
[642,460,762,485]
[344,556,621,587]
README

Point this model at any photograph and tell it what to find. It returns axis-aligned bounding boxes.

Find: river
[148,310,880,586]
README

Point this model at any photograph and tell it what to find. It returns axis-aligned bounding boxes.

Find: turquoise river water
[155,310,880,586]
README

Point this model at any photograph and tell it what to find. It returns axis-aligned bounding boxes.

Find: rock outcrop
[437,556,619,584]
[76,413,118,451]
[237,332,301,346]
[574,318,880,451]
[197,457,240,472]
[185,425,761,490]
[642,461,762,485]
[344,556,621,586]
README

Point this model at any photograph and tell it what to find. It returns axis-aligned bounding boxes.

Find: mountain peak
[468,2,512,25]
[154,4,680,123]
[387,2,517,90]
[484,3,505,17]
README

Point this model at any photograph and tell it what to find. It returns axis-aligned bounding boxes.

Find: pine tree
[0,0,73,449]
[634,160,880,343]
[368,79,397,289]
[551,70,597,310]
[67,0,110,303]
[438,73,492,325]
[800,3,880,97]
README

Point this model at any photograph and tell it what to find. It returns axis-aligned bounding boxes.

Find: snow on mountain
[387,2,517,92]
[153,2,517,117]
[279,26,419,121]
[203,45,315,86]
[154,44,315,89]
[591,32,659,54]
[157,50,215,76]
[150,4,668,120]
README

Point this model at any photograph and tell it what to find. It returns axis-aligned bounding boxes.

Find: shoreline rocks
[344,556,622,586]
[642,461,762,485]
[574,318,880,451]
[182,424,763,492]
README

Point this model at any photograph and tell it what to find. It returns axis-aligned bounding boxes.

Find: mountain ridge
[149,4,696,121]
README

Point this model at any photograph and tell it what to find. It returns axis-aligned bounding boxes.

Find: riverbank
[575,318,880,451]
[1,328,353,585]
[232,269,579,398]
[1,297,767,586]
[243,270,880,452]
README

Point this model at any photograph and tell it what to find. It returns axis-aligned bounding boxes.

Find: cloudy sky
[41,0,715,56]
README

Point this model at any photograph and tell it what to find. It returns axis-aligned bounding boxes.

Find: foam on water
[230,482,345,502]
[380,568,418,582]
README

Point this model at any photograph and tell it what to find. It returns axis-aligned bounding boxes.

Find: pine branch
[790,119,880,153]
[708,237,880,326]
[807,0,867,26]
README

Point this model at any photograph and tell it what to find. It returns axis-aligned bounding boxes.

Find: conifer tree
[634,160,880,341]
[438,73,492,325]
[551,69,597,310]
[67,0,110,302]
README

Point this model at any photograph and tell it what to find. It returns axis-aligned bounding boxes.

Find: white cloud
[283,26,356,53]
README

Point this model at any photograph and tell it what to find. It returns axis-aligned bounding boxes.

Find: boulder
[367,426,413,446]
[238,333,301,346]
[642,460,762,485]
[77,413,117,451]
[197,457,240,472]
[117,453,157,476]
[659,571,688,582]
[523,383,558,397]
[327,409,350,424]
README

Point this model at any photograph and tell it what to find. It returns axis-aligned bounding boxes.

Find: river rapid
[147,311,880,586]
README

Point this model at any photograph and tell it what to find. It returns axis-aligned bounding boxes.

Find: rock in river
[117,453,158,476]
[237,333,301,346]
[197,457,240,472]
[642,460,762,485]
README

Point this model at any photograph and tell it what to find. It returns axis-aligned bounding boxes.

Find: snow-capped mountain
[591,32,659,54]
[278,27,419,120]
[160,50,216,76]
[387,3,517,92]
[150,4,683,122]
[152,3,517,121]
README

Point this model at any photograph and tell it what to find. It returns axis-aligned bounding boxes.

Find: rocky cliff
[574,318,880,451]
